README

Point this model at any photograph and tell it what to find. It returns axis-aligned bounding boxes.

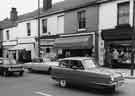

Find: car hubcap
[60,80,66,87]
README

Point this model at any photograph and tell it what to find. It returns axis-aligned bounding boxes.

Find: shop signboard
[3,40,17,46]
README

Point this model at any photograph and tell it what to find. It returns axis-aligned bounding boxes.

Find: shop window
[77,10,86,29]
[42,19,47,33]
[27,23,31,36]
[46,48,50,53]
[118,2,129,25]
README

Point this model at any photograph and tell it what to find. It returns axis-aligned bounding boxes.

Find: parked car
[24,58,59,74]
[51,57,124,92]
[0,57,24,76]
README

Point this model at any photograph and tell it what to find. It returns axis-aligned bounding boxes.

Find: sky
[0,0,64,21]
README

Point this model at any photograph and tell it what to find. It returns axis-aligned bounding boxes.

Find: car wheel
[59,80,67,88]
[48,67,52,74]
[108,86,116,93]
[19,71,24,76]
[3,71,8,77]
[28,68,33,72]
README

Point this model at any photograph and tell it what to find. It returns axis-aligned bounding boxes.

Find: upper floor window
[118,2,129,25]
[42,19,47,33]
[57,15,64,34]
[27,23,31,36]
[6,30,10,40]
[77,10,86,29]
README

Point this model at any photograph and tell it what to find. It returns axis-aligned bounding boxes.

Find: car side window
[70,60,84,70]
[59,60,71,68]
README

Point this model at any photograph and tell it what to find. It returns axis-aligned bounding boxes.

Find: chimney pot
[10,7,18,21]
[43,0,52,11]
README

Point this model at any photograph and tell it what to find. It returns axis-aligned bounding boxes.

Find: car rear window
[83,59,97,69]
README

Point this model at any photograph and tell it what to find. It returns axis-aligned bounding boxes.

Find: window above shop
[26,23,31,36]
[42,19,47,34]
[77,10,86,29]
[117,2,129,25]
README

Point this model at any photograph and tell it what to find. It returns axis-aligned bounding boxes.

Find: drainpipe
[38,0,41,58]
[131,0,135,76]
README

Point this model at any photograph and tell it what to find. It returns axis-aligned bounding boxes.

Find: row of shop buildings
[0,0,134,66]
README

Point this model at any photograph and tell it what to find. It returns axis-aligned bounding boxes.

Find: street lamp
[38,0,41,58]
[131,0,135,76]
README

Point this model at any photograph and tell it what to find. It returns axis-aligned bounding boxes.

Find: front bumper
[94,80,125,87]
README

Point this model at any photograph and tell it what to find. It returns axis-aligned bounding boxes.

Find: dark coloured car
[51,57,124,92]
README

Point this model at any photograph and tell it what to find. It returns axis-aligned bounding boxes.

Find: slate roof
[0,0,104,29]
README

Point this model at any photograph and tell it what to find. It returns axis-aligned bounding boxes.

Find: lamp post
[38,0,41,58]
[131,0,135,76]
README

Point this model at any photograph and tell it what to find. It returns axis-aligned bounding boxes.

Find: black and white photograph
[0,0,135,96]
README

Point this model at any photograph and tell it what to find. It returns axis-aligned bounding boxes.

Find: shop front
[3,40,17,59]
[40,35,58,61]
[8,38,36,63]
[54,32,95,59]
[102,25,133,67]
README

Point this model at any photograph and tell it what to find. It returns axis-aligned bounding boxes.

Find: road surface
[0,72,135,96]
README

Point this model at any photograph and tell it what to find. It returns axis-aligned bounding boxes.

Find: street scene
[0,0,135,96]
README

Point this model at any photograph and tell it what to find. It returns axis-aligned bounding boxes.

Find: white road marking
[35,92,53,96]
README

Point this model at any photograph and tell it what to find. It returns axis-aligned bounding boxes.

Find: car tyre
[3,71,8,77]
[28,68,33,72]
[19,71,24,76]
[107,86,116,93]
[59,80,67,88]
[48,67,52,74]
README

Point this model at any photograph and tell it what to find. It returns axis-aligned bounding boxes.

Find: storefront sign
[3,40,17,46]
[18,38,35,44]
[40,39,55,46]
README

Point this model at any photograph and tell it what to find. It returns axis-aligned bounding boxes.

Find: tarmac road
[0,72,135,96]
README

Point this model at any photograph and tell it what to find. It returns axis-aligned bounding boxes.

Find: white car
[24,58,59,74]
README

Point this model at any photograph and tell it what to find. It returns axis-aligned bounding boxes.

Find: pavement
[111,68,135,79]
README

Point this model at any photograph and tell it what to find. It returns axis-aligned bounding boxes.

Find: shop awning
[54,35,93,49]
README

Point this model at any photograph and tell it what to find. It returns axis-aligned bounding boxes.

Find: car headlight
[110,76,114,82]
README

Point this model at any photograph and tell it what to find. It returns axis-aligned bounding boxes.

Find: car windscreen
[83,59,97,69]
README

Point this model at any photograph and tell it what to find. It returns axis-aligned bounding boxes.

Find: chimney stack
[43,0,52,11]
[10,8,18,21]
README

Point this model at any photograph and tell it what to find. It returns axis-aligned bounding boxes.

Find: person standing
[106,48,112,67]
[112,49,119,65]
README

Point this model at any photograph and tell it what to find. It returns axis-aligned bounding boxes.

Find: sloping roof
[0,19,17,29]
[0,0,99,29]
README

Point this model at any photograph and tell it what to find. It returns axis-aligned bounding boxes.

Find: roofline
[16,10,65,23]
[96,0,117,4]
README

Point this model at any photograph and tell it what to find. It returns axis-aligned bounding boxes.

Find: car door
[67,60,85,85]
[57,60,74,82]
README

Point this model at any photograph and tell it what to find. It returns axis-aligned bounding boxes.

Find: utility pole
[131,0,135,76]
[38,0,41,58]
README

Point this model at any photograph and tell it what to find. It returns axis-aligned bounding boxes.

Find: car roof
[59,57,94,61]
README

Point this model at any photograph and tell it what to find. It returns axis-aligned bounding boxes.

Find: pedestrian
[106,48,112,68]
[112,49,119,65]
